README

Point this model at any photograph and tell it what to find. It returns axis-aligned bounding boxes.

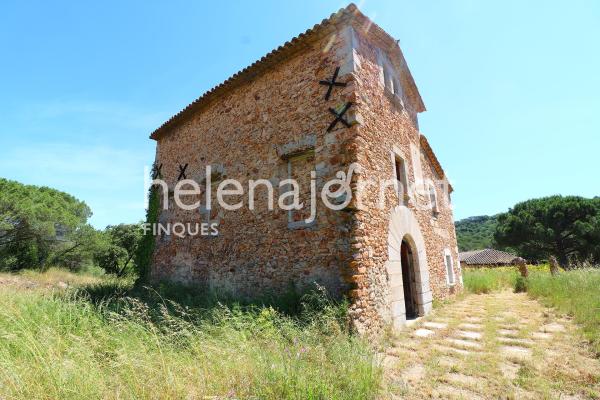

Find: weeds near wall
[135,186,159,283]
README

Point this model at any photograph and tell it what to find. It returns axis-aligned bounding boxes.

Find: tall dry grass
[527,268,600,355]
[0,273,381,399]
[463,265,600,356]
[462,267,519,293]
[462,264,550,294]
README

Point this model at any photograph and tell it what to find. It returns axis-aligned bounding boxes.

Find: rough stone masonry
[148,3,462,334]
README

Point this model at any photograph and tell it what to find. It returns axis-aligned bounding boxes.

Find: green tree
[0,178,93,270]
[494,196,600,268]
[50,224,104,270]
[585,197,600,263]
[455,215,499,251]
[95,224,142,277]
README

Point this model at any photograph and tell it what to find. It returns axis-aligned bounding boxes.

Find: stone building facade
[149,4,462,333]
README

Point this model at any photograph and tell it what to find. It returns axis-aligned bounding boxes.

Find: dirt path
[381,291,600,399]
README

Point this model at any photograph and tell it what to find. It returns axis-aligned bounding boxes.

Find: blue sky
[1,0,599,228]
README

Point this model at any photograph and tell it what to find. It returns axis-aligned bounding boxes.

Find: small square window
[199,180,222,237]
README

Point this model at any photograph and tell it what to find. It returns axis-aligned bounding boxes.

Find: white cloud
[1,97,167,228]
[24,99,167,131]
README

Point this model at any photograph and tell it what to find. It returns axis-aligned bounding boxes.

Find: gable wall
[151,28,360,297]
[149,16,461,334]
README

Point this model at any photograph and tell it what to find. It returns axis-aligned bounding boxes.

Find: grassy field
[0,267,108,288]
[462,264,550,294]
[2,266,598,399]
[462,266,519,294]
[0,270,380,400]
[463,265,600,356]
[527,269,600,355]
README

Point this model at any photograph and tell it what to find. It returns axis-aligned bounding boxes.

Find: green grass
[527,269,600,356]
[462,265,548,294]
[462,266,519,293]
[0,266,110,287]
[463,265,600,356]
[0,271,381,399]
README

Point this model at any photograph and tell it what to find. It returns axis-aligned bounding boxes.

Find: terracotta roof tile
[459,248,521,265]
[420,134,453,192]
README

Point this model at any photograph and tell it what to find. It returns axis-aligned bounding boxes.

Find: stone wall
[151,26,359,298]
[150,14,461,334]
[344,21,462,333]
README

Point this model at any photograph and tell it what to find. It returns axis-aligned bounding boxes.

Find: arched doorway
[387,206,433,328]
[400,239,418,319]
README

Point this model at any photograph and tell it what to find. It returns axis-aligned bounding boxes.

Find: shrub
[514,275,528,293]
[135,186,159,282]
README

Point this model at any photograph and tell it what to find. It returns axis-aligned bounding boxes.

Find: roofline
[150,3,425,140]
[458,248,522,265]
[150,5,355,140]
[419,134,453,193]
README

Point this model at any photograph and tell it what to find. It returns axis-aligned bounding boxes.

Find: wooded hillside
[455,215,498,251]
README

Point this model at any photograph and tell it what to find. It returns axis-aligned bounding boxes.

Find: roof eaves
[419,134,453,193]
[461,248,520,265]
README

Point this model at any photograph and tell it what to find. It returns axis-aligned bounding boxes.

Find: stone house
[149,4,462,333]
